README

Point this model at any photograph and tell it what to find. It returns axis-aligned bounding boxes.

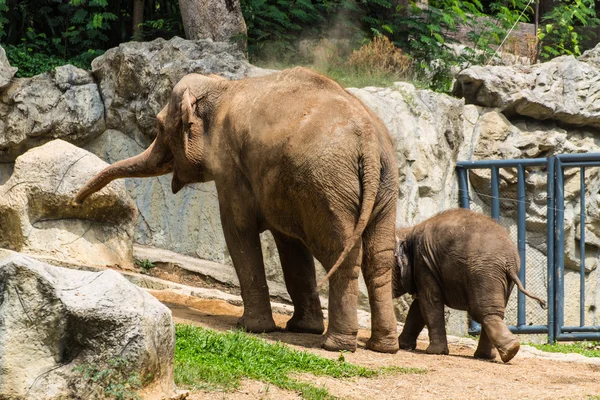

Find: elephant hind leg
[480,314,520,363]
[399,298,426,350]
[321,241,362,352]
[272,232,324,334]
[473,325,497,360]
[361,214,400,354]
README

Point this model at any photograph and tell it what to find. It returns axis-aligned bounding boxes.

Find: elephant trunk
[73,139,172,205]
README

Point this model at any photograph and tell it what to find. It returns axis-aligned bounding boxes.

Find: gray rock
[0,250,175,399]
[453,45,600,128]
[0,67,105,162]
[93,37,272,142]
[0,45,17,90]
[0,139,137,269]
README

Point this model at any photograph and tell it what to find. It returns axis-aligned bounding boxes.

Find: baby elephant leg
[417,276,449,355]
[481,314,520,363]
[399,298,426,350]
[473,325,497,360]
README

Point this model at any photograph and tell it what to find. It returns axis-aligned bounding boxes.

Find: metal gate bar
[553,154,600,342]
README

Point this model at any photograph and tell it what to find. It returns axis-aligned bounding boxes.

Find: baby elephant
[393,208,546,363]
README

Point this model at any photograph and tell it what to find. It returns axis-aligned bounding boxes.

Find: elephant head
[73,74,225,205]
[392,227,416,297]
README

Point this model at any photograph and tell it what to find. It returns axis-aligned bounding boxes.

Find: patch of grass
[528,341,600,358]
[134,258,155,275]
[73,357,144,400]
[174,324,424,399]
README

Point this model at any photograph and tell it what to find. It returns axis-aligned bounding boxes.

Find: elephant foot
[237,314,277,333]
[322,332,357,353]
[286,314,324,335]
[426,342,449,355]
[399,336,418,351]
[367,334,399,354]
[498,341,520,363]
[474,348,497,360]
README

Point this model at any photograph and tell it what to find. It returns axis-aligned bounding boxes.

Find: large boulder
[0,250,175,399]
[453,44,600,128]
[0,45,17,90]
[93,36,272,142]
[0,65,105,162]
[0,139,137,269]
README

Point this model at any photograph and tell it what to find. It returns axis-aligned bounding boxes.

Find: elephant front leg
[273,232,324,334]
[399,298,426,350]
[417,274,449,355]
[219,202,276,333]
[322,243,362,352]
[473,324,497,360]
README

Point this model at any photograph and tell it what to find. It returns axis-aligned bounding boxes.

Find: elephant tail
[317,132,381,287]
[508,269,547,310]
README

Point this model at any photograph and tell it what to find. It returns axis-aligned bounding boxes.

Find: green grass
[528,341,600,358]
[252,60,403,89]
[174,324,424,399]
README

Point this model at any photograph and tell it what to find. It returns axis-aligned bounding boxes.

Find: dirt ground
[163,296,600,400]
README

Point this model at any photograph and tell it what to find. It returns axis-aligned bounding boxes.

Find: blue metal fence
[553,154,600,342]
[456,153,600,343]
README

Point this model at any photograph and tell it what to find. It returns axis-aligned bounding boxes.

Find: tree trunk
[132,0,145,40]
[178,0,247,55]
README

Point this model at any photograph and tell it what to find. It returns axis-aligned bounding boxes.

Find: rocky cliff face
[1,38,599,337]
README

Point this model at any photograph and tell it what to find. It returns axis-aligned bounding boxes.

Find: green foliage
[174,324,424,399]
[0,0,184,76]
[538,0,600,59]
[73,357,143,400]
[0,0,7,40]
[134,258,156,275]
[529,341,600,358]
[241,0,338,61]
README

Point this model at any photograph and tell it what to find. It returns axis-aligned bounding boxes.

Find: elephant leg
[480,314,519,363]
[322,242,362,352]
[272,232,324,334]
[399,299,425,350]
[473,324,497,360]
[417,273,449,355]
[218,194,276,333]
[361,211,400,354]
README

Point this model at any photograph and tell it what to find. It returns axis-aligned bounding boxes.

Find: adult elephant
[73,67,400,354]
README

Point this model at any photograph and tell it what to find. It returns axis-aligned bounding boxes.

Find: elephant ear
[395,238,416,295]
[180,88,204,163]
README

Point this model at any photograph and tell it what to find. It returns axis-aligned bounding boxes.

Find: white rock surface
[0,250,175,399]
[0,140,137,269]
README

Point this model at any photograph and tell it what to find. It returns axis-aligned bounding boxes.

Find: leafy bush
[538,0,600,59]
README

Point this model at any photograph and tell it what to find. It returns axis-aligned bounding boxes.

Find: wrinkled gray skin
[393,208,546,363]
[73,67,400,354]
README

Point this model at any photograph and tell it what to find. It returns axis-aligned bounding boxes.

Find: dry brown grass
[347,35,411,77]
[503,33,538,64]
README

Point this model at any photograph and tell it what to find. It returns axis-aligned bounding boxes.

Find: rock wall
[1,38,600,338]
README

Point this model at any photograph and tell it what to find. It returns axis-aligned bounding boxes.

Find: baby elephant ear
[181,88,195,128]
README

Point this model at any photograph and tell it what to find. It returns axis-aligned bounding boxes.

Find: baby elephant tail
[508,270,547,310]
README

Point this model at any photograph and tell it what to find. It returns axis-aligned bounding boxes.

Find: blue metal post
[554,159,565,336]
[491,167,500,221]
[580,167,586,327]
[547,156,555,343]
[517,165,526,327]
[458,167,470,209]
